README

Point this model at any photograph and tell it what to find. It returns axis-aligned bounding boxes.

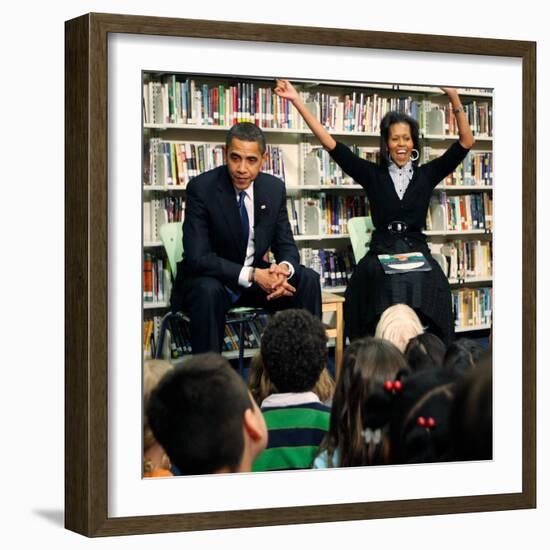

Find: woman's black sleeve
[424,141,470,190]
[328,141,377,188]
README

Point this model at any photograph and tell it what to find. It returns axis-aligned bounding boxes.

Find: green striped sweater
[253,401,330,472]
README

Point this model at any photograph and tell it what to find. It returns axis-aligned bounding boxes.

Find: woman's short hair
[379,111,421,168]
[375,303,424,353]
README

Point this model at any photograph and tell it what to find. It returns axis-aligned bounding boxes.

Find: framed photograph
[65,12,536,537]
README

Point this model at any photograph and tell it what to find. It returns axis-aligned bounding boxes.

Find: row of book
[143,316,162,360]
[146,139,225,187]
[300,247,355,289]
[302,144,378,186]
[451,287,492,329]
[143,78,299,129]
[143,192,491,244]
[145,138,493,189]
[301,93,493,137]
[440,240,492,280]
[144,192,365,244]
[305,146,493,188]
[428,101,493,137]
[287,194,368,236]
[146,139,286,187]
[426,192,493,232]
[442,151,493,187]
[143,253,172,303]
[165,314,270,358]
[304,92,424,134]
[142,77,493,137]
[144,197,185,242]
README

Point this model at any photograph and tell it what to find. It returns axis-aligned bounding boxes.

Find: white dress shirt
[236,182,295,288]
[388,159,414,200]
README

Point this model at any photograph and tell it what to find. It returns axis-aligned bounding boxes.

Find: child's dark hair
[443,338,485,377]
[449,357,492,461]
[147,353,253,475]
[260,309,327,393]
[318,337,408,467]
[379,111,421,168]
[389,367,458,464]
[405,332,446,372]
[398,383,455,463]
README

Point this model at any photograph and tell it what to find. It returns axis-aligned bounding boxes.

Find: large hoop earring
[410,149,420,162]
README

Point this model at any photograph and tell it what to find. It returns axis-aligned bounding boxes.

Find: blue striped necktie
[225,190,250,304]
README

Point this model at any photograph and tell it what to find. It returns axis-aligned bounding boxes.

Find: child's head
[248,351,335,406]
[375,303,424,353]
[143,359,174,452]
[260,309,327,393]
[397,382,455,463]
[389,367,458,464]
[449,357,492,461]
[143,359,174,475]
[147,353,267,475]
[404,332,446,372]
[322,337,408,467]
[443,338,485,377]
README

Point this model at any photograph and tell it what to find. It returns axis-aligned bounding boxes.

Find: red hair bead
[384,381,394,392]
[427,417,436,429]
[393,380,403,392]
[417,416,426,427]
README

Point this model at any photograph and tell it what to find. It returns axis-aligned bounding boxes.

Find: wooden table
[321,291,345,379]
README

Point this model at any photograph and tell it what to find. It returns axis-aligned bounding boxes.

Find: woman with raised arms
[274,79,475,344]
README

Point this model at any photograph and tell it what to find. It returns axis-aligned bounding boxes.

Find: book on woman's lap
[377,252,432,274]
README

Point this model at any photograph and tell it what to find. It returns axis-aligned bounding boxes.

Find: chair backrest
[159,222,183,278]
[348,216,374,262]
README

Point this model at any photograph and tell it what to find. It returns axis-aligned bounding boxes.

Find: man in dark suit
[171,122,322,354]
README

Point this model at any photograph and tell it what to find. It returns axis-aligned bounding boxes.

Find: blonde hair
[375,304,424,353]
[314,368,336,404]
[248,351,335,405]
[248,352,274,406]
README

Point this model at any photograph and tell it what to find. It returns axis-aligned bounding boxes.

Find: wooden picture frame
[65,12,536,537]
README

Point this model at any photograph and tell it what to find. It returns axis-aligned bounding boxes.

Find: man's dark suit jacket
[172,165,300,307]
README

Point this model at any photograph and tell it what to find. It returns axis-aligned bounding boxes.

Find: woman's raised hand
[274,78,336,150]
[440,86,459,99]
[274,79,299,102]
[440,87,475,148]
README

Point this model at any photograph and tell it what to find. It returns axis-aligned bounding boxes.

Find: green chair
[348,216,374,263]
[155,222,265,373]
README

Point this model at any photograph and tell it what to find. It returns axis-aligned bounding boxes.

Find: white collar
[234,181,255,199]
[261,391,321,408]
[388,159,414,174]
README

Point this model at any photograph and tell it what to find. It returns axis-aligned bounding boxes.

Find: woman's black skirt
[344,246,454,345]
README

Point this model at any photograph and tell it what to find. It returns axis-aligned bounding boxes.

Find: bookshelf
[142,74,493,358]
